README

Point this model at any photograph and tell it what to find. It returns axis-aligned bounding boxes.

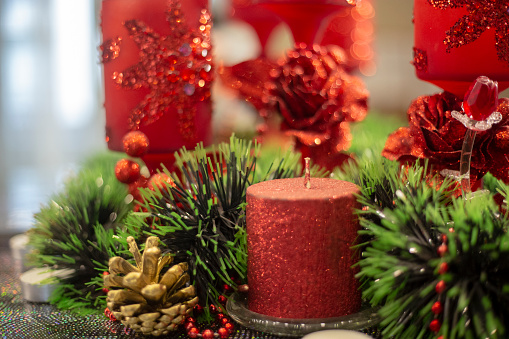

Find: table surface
[0,249,382,339]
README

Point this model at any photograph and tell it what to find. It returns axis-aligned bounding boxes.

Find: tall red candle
[101,0,213,172]
[413,0,509,98]
[246,178,361,319]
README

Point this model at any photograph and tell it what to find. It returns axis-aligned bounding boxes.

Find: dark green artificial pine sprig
[27,153,133,314]
[357,161,509,339]
[118,136,318,317]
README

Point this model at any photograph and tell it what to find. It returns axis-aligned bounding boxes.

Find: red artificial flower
[383,91,509,188]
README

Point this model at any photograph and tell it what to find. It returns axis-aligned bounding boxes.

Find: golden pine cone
[104,236,199,336]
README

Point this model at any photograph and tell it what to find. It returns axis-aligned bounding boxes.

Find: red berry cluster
[104,307,117,322]
[430,233,450,338]
[184,303,235,339]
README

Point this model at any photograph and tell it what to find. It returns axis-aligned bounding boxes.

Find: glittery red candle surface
[101,0,213,169]
[414,0,509,97]
[246,178,361,319]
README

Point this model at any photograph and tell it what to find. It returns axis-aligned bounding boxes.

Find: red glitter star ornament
[111,1,213,140]
[428,0,509,65]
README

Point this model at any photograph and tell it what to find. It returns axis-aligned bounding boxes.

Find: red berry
[122,131,149,157]
[102,288,109,294]
[218,328,229,339]
[431,301,443,315]
[115,159,141,184]
[438,262,449,275]
[216,313,225,321]
[104,308,111,317]
[202,329,215,339]
[223,284,233,293]
[103,271,110,276]
[463,76,499,121]
[224,322,234,333]
[218,295,227,305]
[429,319,441,332]
[436,280,446,294]
[209,304,217,314]
[220,317,229,326]
[185,322,195,331]
[188,327,200,338]
[437,244,448,257]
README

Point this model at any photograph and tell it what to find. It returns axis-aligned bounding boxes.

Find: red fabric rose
[383,91,509,187]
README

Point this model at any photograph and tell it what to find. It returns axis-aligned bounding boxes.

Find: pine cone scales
[105,236,198,336]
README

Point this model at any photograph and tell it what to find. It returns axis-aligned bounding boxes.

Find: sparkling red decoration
[201,329,214,339]
[437,244,448,257]
[382,92,509,190]
[148,173,175,191]
[218,327,229,339]
[428,0,509,65]
[115,159,141,184]
[100,37,122,63]
[122,131,150,157]
[188,327,199,338]
[438,262,449,275]
[412,47,428,73]
[111,2,212,141]
[463,76,499,121]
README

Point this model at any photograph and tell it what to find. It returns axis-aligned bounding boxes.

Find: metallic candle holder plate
[227,292,381,337]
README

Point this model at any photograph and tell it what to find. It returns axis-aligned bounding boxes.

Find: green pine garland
[115,136,325,317]
[355,156,509,339]
[27,153,133,314]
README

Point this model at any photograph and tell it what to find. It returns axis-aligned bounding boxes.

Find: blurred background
[0,0,439,241]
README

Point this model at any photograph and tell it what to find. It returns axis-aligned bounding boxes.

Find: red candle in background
[320,0,375,76]
[230,0,282,55]
[256,0,356,46]
[101,0,213,172]
[413,0,509,98]
[246,178,361,319]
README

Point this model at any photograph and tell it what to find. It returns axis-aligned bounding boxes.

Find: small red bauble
[216,313,225,321]
[148,173,175,191]
[218,327,229,339]
[220,317,229,326]
[429,319,441,333]
[218,295,227,305]
[438,262,449,275]
[185,321,195,332]
[122,131,150,157]
[223,284,233,293]
[224,322,234,333]
[209,303,217,314]
[431,301,443,315]
[109,312,117,321]
[188,327,200,339]
[435,280,446,294]
[102,287,109,294]
[129,176,149,201]
[115,159,141,184]
[202,329,215,339]
[463,76,499,121]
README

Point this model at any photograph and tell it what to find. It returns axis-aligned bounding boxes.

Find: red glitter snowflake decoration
[428,0,509,64]
[102,0,213,141]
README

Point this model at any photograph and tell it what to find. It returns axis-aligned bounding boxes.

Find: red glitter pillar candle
[101,0,213,172]
[413,0,509,98]
[246,178,361,319]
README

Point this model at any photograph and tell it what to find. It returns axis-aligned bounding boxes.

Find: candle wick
[304,157,311,189]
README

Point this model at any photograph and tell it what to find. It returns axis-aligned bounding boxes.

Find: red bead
[218,295,227,305]
[436,280,446,294]
[186,317,196,324]
[209,304,218,314]
[115,159,141,184]
[431,301,443,315]
[429,319,441,333]
[104,308,111,317]
[188,327,200,339]
[437,244,448,257]
[109,313,117,321]
[122,131,150,157]
[202,329,215,339]
[218,328,229,339]
[223,284,233,293]
[103,271,110,276]
[224,322,234,333]
[463,76,499,121]
[102,288,109,294]
[220,317,229,326]
[438,262,449,275]
[216,313,225,321]
[185,322,195,331]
